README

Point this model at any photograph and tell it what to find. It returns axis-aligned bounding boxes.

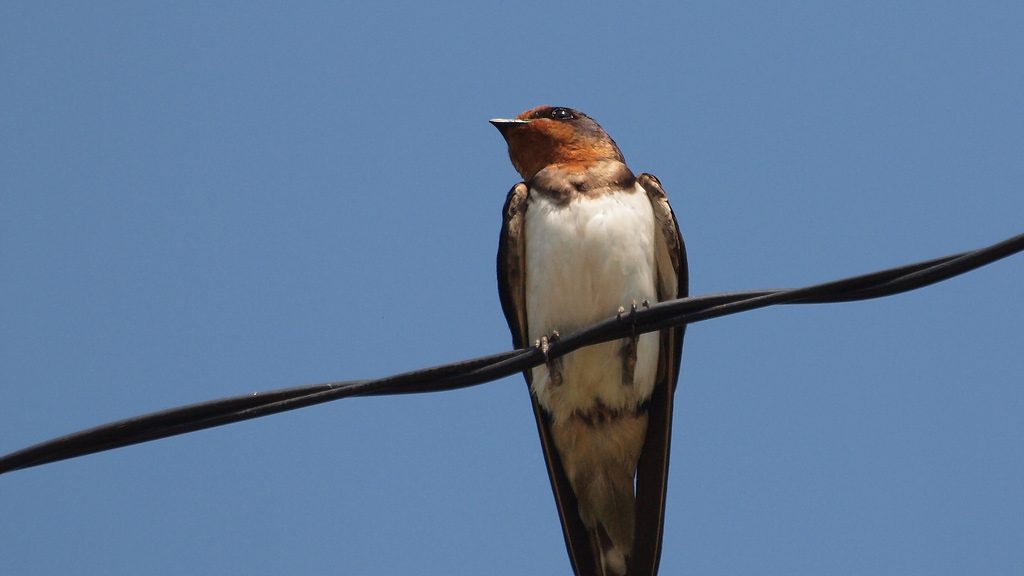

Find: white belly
[524,185,660,421]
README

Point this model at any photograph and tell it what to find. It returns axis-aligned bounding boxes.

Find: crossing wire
[1,231,1022,475]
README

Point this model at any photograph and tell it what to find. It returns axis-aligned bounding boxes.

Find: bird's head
[490,106,625,182]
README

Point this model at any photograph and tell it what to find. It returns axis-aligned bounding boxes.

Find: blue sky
[2,2,1022,574]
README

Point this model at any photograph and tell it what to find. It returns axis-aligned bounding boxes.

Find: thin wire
[1,232,1021,475]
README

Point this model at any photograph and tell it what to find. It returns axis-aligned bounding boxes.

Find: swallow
[492,106,687,576]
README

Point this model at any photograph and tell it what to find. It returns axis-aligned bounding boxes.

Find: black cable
[1,232,1021,475]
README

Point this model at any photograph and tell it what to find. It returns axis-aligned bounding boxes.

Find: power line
[1,231,1021,475]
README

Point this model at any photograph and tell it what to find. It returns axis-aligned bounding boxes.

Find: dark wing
[497,183,598,576]
[497,183,529,351]
[631,173,688,576]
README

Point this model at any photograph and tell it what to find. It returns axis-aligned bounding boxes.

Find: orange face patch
[505,118,622,180]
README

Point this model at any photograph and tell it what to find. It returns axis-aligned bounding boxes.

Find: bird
[492,106,688,576]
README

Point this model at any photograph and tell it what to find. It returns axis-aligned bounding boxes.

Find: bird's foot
[536,330,563,387]
[617,300,650,336]
[618,300,647,386]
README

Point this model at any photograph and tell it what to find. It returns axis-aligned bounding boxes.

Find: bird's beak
[489,118,530,138]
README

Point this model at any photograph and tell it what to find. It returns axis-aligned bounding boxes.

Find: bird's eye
[550,107,574,120]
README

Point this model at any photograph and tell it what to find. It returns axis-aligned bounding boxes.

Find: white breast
[524,184,660,420]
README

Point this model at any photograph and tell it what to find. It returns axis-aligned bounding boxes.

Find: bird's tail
[578,470,636,576]
[551,408,649,575]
